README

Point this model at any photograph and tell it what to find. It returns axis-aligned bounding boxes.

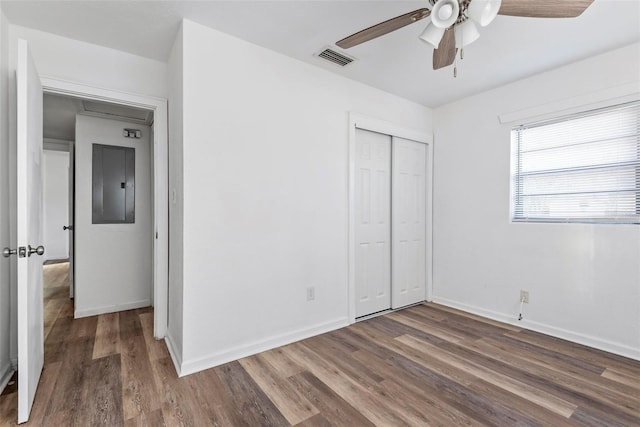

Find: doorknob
[27,245,45,257]
[2,247,16,258]
[63,225,73,231]
[2,247,27,258]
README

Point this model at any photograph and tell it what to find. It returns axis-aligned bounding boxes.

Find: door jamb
[348,112,433,324]
[41,76,169,339]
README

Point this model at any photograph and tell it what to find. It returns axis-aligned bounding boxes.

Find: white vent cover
[82,100,152,123]
[316,47,355,67]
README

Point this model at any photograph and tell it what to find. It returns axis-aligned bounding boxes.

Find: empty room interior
[0,0,639,425]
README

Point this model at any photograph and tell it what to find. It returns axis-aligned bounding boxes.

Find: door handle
[3,247,28,258]
[63,225,73,231]
[27,245,45,257]
[2,247,16,258]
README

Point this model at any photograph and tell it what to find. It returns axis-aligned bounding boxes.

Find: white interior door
[392,137,427,309]
[354,129,391,317]
[16,39,45,424]
[68,142,74,298]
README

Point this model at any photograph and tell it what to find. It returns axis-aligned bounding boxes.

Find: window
[511,101,639,224]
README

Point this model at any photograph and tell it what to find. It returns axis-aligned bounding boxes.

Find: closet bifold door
[354,128,392,318]
[391,137,427,309]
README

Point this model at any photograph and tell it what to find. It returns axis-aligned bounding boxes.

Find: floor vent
[317,48,355,67]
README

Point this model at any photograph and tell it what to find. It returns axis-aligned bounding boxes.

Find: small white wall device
[123,128,142,139]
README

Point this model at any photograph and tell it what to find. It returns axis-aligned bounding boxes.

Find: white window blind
[511,101,640,224]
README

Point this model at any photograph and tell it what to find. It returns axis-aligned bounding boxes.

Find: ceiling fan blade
[499,0,594,18]
[433,29,457,70]
[336,8,430,49]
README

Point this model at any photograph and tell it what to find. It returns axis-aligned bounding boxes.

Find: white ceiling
[3,1,640,107]
[43,94,153,141]
[43,94,82,141]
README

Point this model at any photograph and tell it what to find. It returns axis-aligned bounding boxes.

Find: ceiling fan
[335,0,595,76]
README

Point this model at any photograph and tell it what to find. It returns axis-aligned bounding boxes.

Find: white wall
[42,149,69,261]
[74,115,152,317]
[9,25,168,98]
[167,25,184,365]
[433,43,640,359]
[175,20,432,374]
[0,8,14,391]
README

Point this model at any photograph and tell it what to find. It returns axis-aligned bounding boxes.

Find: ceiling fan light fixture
[467,0,502,27]
[419,22,445,48]
[454,19,480,48]
[431,0,460,29]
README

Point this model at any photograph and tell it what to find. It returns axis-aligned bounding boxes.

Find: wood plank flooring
[1,262,638,426]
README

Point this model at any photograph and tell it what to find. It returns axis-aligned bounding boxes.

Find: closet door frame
[348,113,434,324]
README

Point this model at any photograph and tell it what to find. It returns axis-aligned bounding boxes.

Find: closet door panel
[392,137,426,308]
[354,129,392,317]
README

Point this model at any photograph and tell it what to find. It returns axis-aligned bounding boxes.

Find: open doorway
[42,95,73,302]
[39,76,169,341]
[43,92,156,314]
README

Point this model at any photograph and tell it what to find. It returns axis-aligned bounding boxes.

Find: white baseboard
[0,362,14,394]
[74,299,151,318]
[164,332,183,377]
[178,317,350,377]
[431,297,640,361]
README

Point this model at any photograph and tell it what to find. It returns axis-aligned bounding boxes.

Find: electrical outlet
[520,290,530,304]
[306,286,315,301]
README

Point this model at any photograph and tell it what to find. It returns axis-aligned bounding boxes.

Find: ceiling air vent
[317,47,355,67]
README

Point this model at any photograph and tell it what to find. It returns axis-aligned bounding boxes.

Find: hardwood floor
[1,262,639,426]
